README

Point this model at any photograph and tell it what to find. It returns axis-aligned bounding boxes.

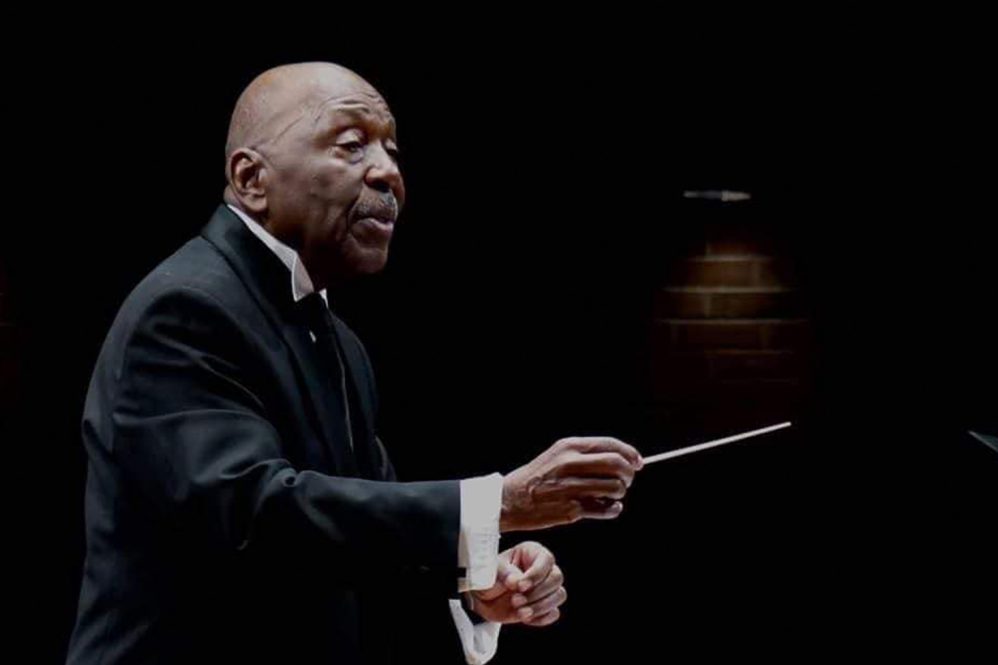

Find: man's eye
[386,146,400,161]
[339,141,364,153]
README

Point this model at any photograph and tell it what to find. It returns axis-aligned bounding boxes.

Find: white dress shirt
[229,205,503,664]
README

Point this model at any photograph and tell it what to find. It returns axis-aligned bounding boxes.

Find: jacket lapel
[200,204,358,477]
[330,317,378,479]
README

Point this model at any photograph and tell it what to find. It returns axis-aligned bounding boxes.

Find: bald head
[225,62,381,161]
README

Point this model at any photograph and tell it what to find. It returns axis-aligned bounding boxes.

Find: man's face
[264,80,405,283]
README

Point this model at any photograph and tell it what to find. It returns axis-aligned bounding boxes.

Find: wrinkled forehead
[311,85,397,136]
[244,68,398,152]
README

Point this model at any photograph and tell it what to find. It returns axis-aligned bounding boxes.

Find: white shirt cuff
[448,599,502,665]
[457,472,503,592]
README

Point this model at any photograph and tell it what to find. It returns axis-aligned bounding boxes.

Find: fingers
[476,558,520,602]
[494,543,567,627]
[495,555,517,584]
[578,498,624,520]
[511,564,563,607]
[557,452,637,487]
[523,608,561,627]
[519,585,566,620]
[519,544,554,592]
[534,477,628,500]
[561,437,643,470]
[506,542,554,593]
[518,577,567,624]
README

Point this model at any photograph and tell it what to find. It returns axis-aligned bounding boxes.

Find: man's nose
[365,144,405,203]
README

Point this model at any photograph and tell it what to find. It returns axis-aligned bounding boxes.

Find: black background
[4,23,996,663]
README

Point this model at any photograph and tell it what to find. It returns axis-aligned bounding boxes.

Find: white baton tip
[642,421,792,465]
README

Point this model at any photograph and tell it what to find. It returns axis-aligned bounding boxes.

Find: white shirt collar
[227,204,328,306]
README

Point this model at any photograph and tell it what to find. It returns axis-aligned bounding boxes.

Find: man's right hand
[500,437,643,532]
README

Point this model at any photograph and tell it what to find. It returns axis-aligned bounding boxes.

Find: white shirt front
[229,205,503,664]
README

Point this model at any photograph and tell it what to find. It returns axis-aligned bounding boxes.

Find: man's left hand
[467,541,566,627]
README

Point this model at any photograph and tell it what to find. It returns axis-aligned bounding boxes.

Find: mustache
[353,191,399,223]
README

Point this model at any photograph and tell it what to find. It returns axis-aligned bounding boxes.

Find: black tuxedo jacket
[66,205,463,664]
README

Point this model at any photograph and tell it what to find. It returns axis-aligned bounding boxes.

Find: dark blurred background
[3,24,995,663]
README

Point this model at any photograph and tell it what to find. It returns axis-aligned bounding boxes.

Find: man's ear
[226,148,268,215]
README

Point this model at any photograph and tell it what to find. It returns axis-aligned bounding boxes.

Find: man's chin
[351,248,389,275]
[329,240,389,280]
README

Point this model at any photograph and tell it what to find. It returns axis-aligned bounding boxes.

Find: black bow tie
[297,292,337,342]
